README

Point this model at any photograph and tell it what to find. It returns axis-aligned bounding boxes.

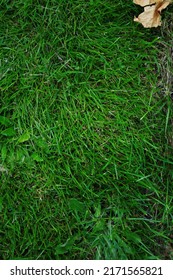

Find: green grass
[0,0,173,260]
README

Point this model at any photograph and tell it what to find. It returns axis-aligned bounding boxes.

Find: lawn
[0,0,173,260]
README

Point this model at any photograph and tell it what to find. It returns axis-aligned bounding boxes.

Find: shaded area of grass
[0,0,173,259]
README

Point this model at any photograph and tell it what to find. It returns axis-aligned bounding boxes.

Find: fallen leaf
[133,0,172,28]
[1,127,16,137]
[17,131,30,143]
[133,0,162,6]
[31,152,44,162]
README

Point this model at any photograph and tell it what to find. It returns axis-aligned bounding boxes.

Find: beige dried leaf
[133,0,172,28]
[133,0,163,6]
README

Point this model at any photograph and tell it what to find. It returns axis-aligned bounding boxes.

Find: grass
[0,0,173,260]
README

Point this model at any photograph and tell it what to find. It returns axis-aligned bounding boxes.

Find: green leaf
[93,220,106,233]
[1,127,16,137]
[18,132,30,143]
[31,152,43,162]
[0,116,11,126]
[1,145,7,161]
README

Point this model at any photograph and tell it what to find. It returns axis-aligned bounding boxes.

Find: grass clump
[0,0,173,259]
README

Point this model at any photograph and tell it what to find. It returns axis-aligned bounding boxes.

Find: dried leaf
[133,0,172,28]
[133,0,162,6]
